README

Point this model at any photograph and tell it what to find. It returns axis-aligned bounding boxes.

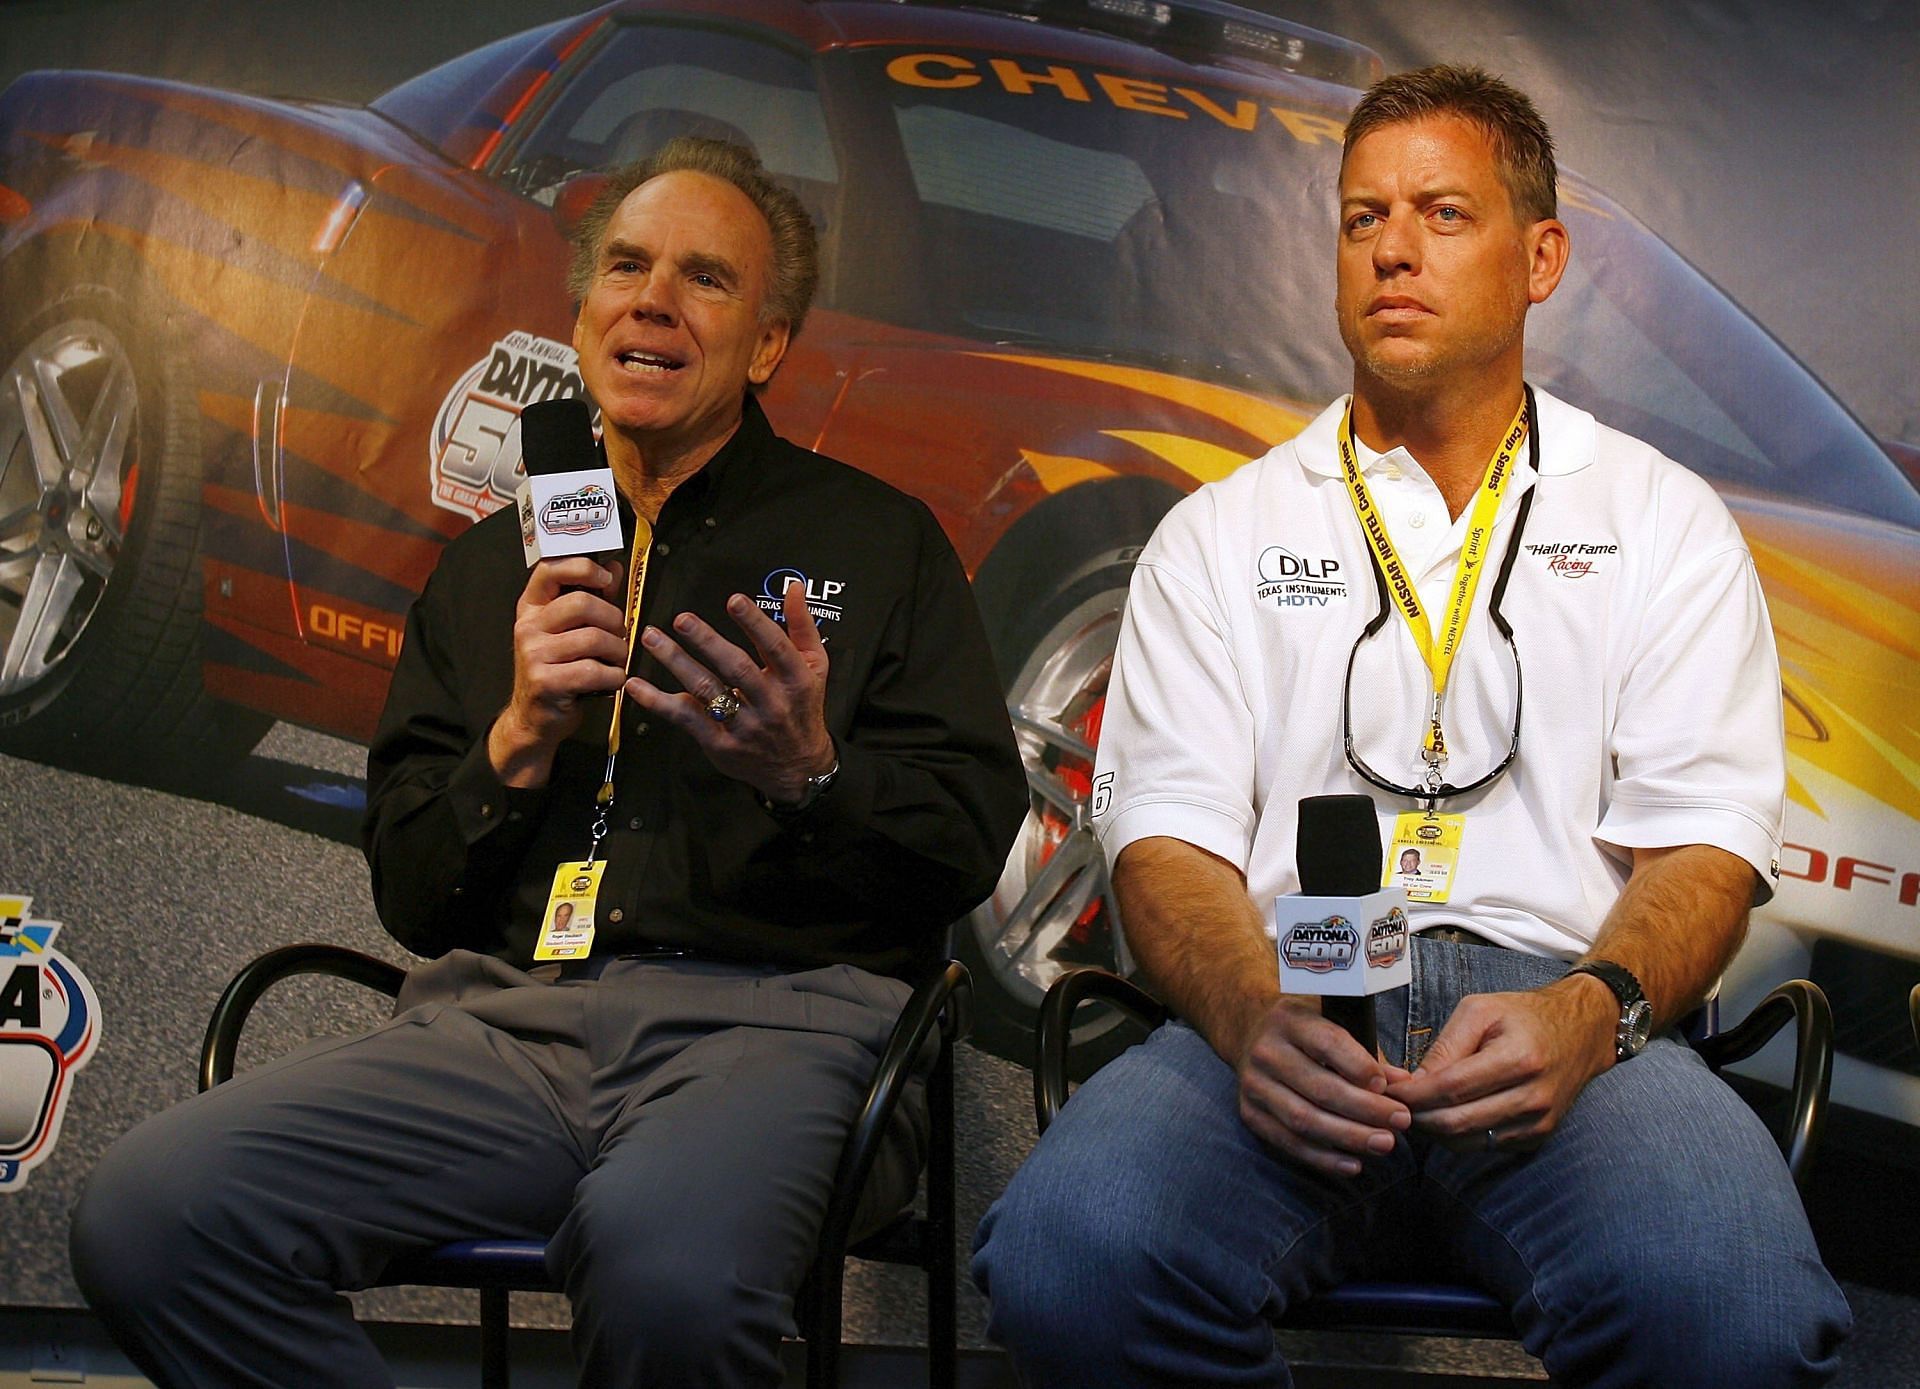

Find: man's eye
[1348,212,1378,232]
[1434,207,1464,222]
[692,272,721,289]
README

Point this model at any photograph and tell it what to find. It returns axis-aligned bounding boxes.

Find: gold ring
[705,688,743,723]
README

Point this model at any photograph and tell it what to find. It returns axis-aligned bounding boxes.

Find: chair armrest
[1910,982,1919,1050]
[199,944,407,1093]
[1691,978,1832,1190]
[1036,968,1168,1135]
[813,960,973,1267]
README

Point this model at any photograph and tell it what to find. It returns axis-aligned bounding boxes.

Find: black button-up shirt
[364,397,1026,980]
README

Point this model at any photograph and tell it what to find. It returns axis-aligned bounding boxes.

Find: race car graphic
[0,0,1914,1129]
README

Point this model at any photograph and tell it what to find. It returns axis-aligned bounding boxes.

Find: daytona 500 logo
[1281,916,1358,973]
[540,485,615,538]
[432,332,589,521]
[0,895,99,1192]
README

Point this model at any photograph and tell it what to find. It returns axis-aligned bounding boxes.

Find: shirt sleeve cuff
[762,739,877,840]
[1594,797,1782,905]
[1096,798,1251,874]
[447,738,551,850]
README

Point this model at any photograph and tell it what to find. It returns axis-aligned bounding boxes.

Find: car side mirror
[1884,438,1920,495]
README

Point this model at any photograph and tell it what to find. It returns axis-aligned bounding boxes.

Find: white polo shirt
[1092,386,1785,959]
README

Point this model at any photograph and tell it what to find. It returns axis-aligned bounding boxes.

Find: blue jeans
[972,939,1849,1387]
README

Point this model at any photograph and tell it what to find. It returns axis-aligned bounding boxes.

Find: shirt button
[703,517,717,529]
[480,802,494,818]
[656,542,671,557]
[634,722,649,737]
[608,908,624,924]
[507,810,523,823]
[628,816,644,831]
[1385,465,1403,480]
[1410,512,1427,529]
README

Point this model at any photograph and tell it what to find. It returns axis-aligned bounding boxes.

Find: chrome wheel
[0,318,137,694]
[968,584,1129,1013]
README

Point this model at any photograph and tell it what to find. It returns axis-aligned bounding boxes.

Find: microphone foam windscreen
[519,397,598,477]
[1296,793,1382,896]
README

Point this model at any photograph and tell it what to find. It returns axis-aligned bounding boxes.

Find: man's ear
[1526,218,1570,306]
[748,317,792,386]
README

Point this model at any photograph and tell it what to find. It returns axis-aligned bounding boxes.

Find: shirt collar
[672,393,774,508]
[616,394,776,531]
[1293,384,1596,480]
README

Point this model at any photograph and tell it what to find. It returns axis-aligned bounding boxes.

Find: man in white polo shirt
[974,65,1849,1388]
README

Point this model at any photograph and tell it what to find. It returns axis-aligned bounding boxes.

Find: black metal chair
[1910,981,1919,1050]
[1036,966,1834,1338]
[200,944,970,1389]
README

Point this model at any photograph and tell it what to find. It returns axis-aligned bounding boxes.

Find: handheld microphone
[1276,794,1412,1056]
[514,397,624,566]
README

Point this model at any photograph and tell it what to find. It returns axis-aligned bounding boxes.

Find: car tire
[959,481,1177,1070]
[0,285,269,777]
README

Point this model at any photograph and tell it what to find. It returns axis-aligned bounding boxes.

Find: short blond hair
[1343,65,1557,223]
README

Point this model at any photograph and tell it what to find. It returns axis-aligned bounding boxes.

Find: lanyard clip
[586,768,616,865]
[1421,703,1446,810]
[1422,692,1447,795]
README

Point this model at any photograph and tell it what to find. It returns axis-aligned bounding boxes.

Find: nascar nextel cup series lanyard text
[1337,393,1529,801]
[589,514,655,864]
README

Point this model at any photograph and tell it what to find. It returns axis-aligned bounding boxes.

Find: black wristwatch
[1566,961,1654,1061]
[765,757,839,819]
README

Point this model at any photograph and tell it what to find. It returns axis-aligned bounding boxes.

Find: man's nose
[1372,210,1419,274]
[630,268,677,324]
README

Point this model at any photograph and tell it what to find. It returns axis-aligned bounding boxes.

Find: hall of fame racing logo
[432,331,590,521]
[1280,915,1358,973]
[540,484,615,539]
[1255,546,1347,609]
[757,568,847,636]
[0,895,100,1192]
[1524,540,1617,579]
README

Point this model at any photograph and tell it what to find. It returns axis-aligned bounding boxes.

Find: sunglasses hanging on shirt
[1336,387,1541,903]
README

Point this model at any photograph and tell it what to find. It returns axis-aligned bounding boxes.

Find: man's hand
[1234,999,1413,1178]
[489,556,629,787]
[1385,975,1617,1151]
[627,579,835,803]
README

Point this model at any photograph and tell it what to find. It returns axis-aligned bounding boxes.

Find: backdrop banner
[1,0,1915,1345]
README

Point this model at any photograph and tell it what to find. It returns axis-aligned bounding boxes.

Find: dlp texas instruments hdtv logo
[1256,546,1348,609]
[757,568,846,634]
[0,895,100,1192]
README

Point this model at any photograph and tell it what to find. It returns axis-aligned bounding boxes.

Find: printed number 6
[1089,771,1113,819]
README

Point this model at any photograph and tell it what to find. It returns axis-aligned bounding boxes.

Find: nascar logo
[0,895,100,1192]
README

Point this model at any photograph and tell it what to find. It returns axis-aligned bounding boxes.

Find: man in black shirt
[73,139,1025,1388]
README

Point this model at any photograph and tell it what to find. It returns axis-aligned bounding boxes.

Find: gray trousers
[70,950,927,1388]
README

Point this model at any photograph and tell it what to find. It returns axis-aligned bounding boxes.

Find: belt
[528,946,696,984]
[1417,924,1501,949]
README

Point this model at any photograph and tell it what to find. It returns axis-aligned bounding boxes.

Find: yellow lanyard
[1336,398,1529,777]
[588,515,654,861]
